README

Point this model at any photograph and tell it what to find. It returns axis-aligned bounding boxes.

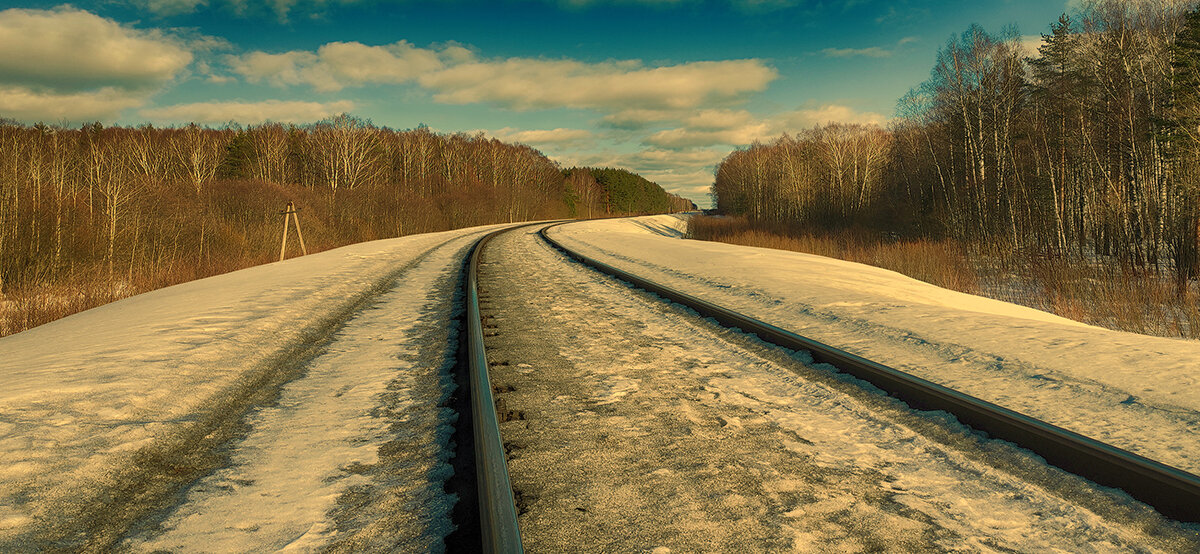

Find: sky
[0,0,1078,206]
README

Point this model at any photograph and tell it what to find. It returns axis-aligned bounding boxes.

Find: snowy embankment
[486,225,1194,552]
[550,215,1200,476]
[0,223,506,550]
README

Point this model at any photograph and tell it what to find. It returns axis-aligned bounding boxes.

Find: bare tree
[170,124,226,194]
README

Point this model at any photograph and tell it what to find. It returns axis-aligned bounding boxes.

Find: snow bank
[0,223,504,548]
[550,215,1200,474]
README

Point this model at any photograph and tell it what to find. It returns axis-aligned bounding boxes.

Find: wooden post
[279,201,307,261]
[292,206,307,256]
[279,202,291,262]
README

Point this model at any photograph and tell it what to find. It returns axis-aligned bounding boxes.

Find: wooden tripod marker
[279,201,308,261]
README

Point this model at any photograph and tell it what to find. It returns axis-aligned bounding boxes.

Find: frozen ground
[550,215,1200,477]
[0,223,510,551]
[6,213,1199,551]
[481,225,1198,552]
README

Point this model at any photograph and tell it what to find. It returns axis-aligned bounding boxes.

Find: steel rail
[540,222,1200,523]
[465,225,529,554]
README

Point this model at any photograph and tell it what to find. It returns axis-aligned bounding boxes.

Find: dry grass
[0,241,284,338]
[688,216,978,294]
[983,252,1200,338]
[688,215,1200,339]
[0,177,572,338]
[0,281,138,337]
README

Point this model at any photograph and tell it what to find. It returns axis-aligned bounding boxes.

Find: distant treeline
[714,0,1200,283]
[0,114,686,334]
[565,167,696,218]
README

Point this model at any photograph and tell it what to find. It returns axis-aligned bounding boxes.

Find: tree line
[565,167,696,218]
[714,0,1200,285]
[0,113,688,334]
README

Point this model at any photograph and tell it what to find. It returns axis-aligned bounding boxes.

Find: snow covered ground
[0,223,510,551]
[5,212,1198,551]
[549,215,1200,477]
[482,225,1197,551]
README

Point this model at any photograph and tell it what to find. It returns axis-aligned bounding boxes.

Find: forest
[709,0,1200,337]
[0,114,691,336]
[566,167,694,217]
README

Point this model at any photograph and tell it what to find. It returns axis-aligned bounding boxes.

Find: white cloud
[0,7,192,93]
[601,109,686,129]
[643,104,886,149]
[645,123,773,149]
[0,86,148,122]
[232,40,776,114]
[418,58,776,111]
[138,99,356,124]
[487,126,594,146]
[1019,34,1045,57]
[642,107,772,149]
[228,40,445,92]
[0,7,200,122]
[682,109,755,130]
[625,147,730,170]
[822,46,892,58]
[640,167,717,191]
[226,51,311,86]
[781,103,886,128]
[821,36,919,59]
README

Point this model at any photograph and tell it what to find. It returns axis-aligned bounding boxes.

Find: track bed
[480,224,1196,552]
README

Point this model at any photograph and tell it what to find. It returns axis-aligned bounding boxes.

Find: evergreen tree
[218,131,255,180]
[1030,14,1084,250]
[1168,7,1200,282]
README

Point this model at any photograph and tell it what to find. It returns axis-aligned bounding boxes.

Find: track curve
[540,221,1200,524]
[461,224,534,554]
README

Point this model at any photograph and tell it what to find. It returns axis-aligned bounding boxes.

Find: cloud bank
[227,41,452,92]
[230,40,777,113]
[642,105,887,149]
[139,99,356,124]
[0,7,193,121]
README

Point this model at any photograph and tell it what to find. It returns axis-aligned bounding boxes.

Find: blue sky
[0,0,1074,205]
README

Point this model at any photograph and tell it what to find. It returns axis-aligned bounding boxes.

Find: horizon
[1,0,1077,207]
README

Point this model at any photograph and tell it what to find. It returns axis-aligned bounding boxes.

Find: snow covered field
[550,215,1200,477]
[0,223,510,551]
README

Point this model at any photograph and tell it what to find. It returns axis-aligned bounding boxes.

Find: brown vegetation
[687,216,978,294]
[0,115,687,337]
[689,215,1200,338]
[709,0,1200,338]
[715,1,1200,275]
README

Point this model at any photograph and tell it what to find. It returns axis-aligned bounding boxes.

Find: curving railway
[467,221,1200,552]
[4,218,1200,552]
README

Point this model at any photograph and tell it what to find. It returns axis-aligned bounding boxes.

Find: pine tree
[1167,8,1200,283]
[1030,14,1084,251]
[218,130,254,180]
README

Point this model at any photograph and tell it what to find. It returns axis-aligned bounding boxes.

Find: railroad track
[460,220,1200,552]
[457,224,530,554]
[535,221,1200,524]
